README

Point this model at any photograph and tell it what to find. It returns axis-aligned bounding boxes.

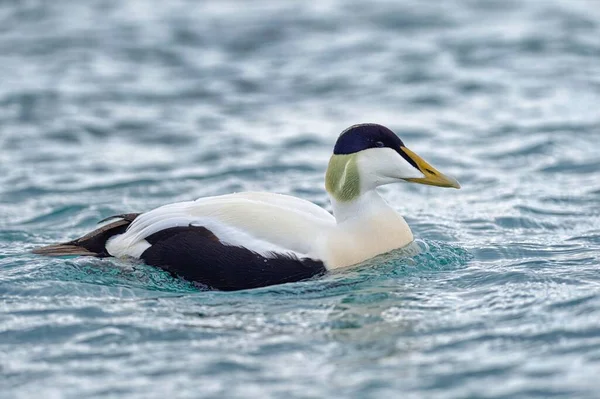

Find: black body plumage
[141,226,326,291]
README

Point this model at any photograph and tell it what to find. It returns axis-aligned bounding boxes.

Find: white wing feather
[106,192,335,259]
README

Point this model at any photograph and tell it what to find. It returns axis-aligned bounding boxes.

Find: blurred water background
[1,0,600,398]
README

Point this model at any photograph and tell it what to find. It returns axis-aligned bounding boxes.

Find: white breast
[321,210,414,269]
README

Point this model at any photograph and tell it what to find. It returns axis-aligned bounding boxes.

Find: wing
[105,192,335,259]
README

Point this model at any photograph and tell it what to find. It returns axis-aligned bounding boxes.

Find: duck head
[325,123,460,202]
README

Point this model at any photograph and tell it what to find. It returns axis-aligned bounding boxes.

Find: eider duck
[34,123,460,291]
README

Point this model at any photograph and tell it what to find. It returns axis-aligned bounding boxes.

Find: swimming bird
[34,123,460,290]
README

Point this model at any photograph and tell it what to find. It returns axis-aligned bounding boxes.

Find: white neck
[329,189,394,224]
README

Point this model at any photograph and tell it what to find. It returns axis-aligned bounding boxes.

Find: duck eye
[374,141,385,148]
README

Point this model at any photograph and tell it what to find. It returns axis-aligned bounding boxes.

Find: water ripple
[2,0,600,398]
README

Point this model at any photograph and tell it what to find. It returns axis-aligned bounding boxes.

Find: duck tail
[32,213,140,257]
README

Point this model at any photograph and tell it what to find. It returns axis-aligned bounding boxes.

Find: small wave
[18,239,473,298]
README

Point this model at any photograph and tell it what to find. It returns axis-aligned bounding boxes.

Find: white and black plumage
[34,123,460,291]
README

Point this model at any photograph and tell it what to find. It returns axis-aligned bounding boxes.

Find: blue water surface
[1,1,600,398]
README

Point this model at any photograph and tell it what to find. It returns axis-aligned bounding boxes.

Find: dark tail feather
[32,244,97,257]
[33,213,140,257]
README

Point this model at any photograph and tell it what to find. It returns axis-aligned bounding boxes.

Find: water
[1,0,600,397]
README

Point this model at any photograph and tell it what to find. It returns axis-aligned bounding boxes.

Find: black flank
[141,226,327,291]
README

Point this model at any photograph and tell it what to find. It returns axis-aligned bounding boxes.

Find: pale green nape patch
[325,154,361,202]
